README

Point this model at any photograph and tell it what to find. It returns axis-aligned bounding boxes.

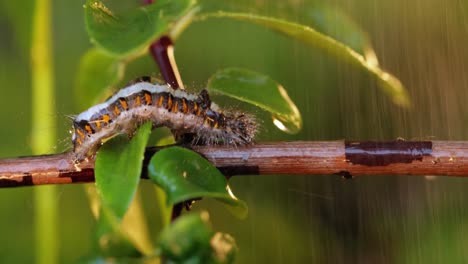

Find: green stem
[31,0,57,263]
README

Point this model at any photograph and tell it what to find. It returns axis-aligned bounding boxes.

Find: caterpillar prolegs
[72,77,257,162]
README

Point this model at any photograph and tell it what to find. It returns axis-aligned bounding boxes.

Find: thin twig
[148,36,184,90]
[1,141,468,188]
[171,203,183,222]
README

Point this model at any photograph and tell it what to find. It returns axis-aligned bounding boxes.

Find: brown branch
[1,141,468,188]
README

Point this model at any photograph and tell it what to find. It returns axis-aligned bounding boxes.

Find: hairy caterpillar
[72,76,257,162]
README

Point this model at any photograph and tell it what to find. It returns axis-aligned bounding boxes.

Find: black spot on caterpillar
[72,77,257,162]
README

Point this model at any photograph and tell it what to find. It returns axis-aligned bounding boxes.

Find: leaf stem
[171,203,184,222]
[148,36,184,89]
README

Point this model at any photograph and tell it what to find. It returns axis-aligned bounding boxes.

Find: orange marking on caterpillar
[119,98,128,110]
[102,114,111,124]
[144,92,152,105]
[205,117,214,125]
[158,96,164,107]
[167,94,173,110]
[84,124,93,134]
[172,100,179,113]
[76,129,85,139]
[113,105,121,116]
[134,96,141,107]
[182,98,188,113]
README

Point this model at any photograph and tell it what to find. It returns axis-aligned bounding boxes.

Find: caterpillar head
[225,112,258,145]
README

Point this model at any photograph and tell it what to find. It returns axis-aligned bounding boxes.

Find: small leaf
[84,0,196,57]
[207,67,302,134]
[158,212,237,263]
[75,48,124,110]
[158,212,213,261]
[148,147,248,219]
[94,122,152,255]
[202,12,410,107]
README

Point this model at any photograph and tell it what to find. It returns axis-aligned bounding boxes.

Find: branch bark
[1,141,468,188]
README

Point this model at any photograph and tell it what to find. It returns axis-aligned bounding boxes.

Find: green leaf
[148,147,248,219]
[202,12,410,107]
[75,48,124,110]
[94,122,153,256]
[207,67,302,134]
[158,212,213,261]
[307,4,378,66]
[84,0,196,57]
[158,212,237,263]
[148,134,176,229]
[95,122,152,219]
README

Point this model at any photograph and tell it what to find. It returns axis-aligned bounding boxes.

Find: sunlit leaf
[207,68,302,134]
[120,192,154,255]
[75,48,124,110]
[94,207,141,258]
[148,147,248,219]
[202,12,410,107]
[94,122,152,256]
[84,0,196,57]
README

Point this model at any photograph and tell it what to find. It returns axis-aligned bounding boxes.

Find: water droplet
[272,114,301,134]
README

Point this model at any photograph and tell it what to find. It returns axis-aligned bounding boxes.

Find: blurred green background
[1,0,468,262]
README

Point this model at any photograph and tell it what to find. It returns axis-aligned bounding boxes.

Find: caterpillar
[72,76,257,162]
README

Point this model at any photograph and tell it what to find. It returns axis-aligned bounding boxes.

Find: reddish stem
[149,37,184,89]
[144,0,184,89]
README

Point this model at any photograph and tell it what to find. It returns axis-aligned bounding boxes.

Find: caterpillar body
[72,76,257,162]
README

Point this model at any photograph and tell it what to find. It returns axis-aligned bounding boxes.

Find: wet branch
[1,141,468,188]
